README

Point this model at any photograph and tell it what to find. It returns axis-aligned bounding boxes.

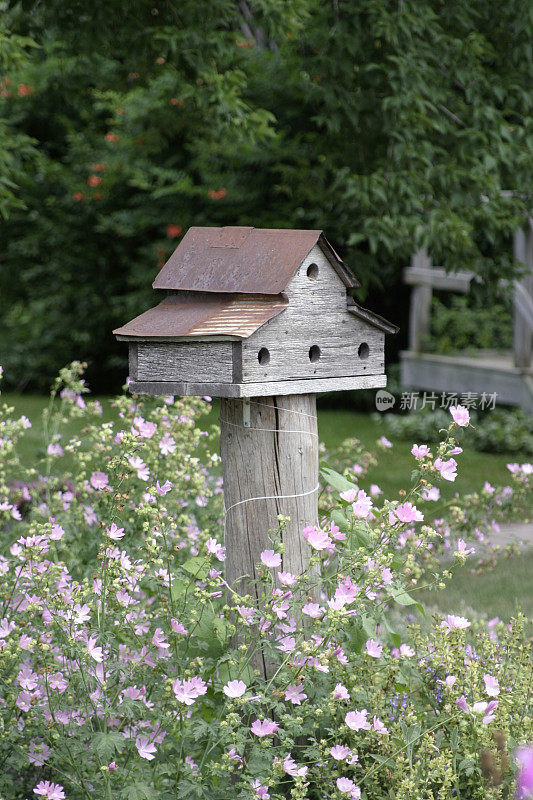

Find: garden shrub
[382,407,533,457]
[427,295,512,355]
[0,363,531,799]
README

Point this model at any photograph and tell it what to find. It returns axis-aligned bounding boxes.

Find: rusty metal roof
[113,292,288,340]
[152,227,359,294]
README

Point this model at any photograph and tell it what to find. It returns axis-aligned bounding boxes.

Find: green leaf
[320,466,358,494]
[121,784,159,800]
[93,732,126,761]
[391,586,425,614]
[216,660,255,687]
[181,557,210,581]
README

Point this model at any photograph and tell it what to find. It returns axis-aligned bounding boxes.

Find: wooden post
[513,222,533,369]
[220,394,318,598]
[408,248,432,353]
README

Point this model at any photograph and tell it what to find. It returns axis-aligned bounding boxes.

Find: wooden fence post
[408,248,433,353]
[513,222,533,369]
[220,394,318,596]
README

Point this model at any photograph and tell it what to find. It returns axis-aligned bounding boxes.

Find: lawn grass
[2,392,530,623]
[417,550,533,623]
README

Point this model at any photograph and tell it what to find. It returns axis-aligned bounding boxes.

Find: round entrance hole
[358,342,370,359]
[258,347,270,366]
[306,263,319,280]
[309,345,321,363]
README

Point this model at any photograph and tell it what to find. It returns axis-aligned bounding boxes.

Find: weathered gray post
[114,226,397,629]
[220,394,318,600]
[513,220,533,370]
[407,248,433,354]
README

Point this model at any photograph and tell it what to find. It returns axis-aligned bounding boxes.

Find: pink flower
[276,635,296,653]
[159,433,176,454]
[335,577,360,606]
[302,602,323,618]
[156,480,173,495]
[455,538,475,558]
[440,614,470,634]
[72,603,91,625]
[340,488,357,503]
[33,782,65,800]
[352,490,373,519]
[49,522,65,541]
[422,486,440,501]
[284,684,307,704]
[303,526,332,551]
[87,635,103,663]
[90,471,109,490]
[173,676,207,705]
[0,618,15,639]
[484,674,500,697]
[400,643,415,657]
[373,715,389,734]
[365,639,383,658]
[47,443,64,457]
[379,436,392,448]
[128,456,150,481]
[450,405,470,427]
[473,700,499,724]
[516,747,533,799]
[136,735,157,760]
[381,567,393,584]
[333,683,350,701]
[456,695,469,713]
[395,502,423,523]
[260,549,282,568]
[336,777,356,794]
[278,571,297,586]
[369,483,382,496]
[251,718,279,737]
[251,780,270,799]
[283,753,308,777]
[456,696,498,724]
[330,744,351,760]
[206,538,226,561]
[152,628,170,649]
[28,740,51,766]
[223,680,246,698]
[106,522,125,541]
[345,708,371,731]
[434,457,457,482]
[411,443,430,458]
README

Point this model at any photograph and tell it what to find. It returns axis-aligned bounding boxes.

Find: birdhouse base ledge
[128,374,387,398]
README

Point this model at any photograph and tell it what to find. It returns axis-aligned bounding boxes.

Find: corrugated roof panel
[152,226,359,293]
[113,293,288,340]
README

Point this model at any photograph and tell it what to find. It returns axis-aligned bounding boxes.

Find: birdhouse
[113,226,397,396]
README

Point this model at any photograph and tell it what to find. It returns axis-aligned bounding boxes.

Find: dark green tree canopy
[1,0,532,390]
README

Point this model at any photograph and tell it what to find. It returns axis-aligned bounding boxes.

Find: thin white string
[224,483,320,518]
[222,399,320,518]
[247,398,318,420]
[219,418,319,438]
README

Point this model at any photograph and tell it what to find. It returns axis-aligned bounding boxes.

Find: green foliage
[428,294,513,354]
[383,407,533,455]
[1,0,533,389]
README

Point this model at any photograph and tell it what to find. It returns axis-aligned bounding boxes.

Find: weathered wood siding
[240,244,384,382]
[136,341,233,383]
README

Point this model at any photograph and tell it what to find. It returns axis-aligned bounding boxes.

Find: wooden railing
[405,222,533,370]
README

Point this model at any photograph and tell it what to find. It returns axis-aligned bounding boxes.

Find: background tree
[1,0,532,391]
